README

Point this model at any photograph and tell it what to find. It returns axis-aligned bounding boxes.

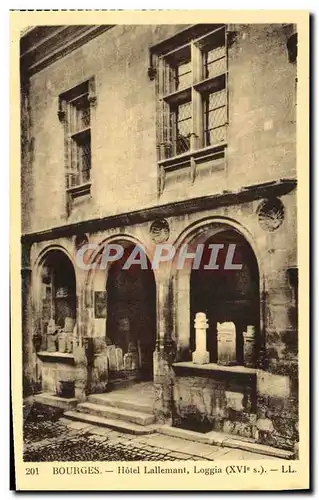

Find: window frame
[58,77,96,209]
[154,25,229,194]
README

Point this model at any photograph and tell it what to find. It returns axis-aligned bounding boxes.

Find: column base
[192,350,210,364]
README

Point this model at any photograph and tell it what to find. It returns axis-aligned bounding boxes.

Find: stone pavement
[24,416,274,462]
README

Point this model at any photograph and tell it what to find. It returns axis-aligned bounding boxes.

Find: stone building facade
[21,23,298,452]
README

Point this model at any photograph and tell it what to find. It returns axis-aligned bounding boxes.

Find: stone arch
[84,233,158,306]
[170,216,263,275]
[83,235,157,382]
[32,245,77,350]
[170,217,264,365]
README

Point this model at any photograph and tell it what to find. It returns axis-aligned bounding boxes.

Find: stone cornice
[149,24,222,56]
[20,25,114,77]
[21,179,297,245]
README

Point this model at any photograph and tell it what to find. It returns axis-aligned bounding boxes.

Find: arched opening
[106,244,156,382]
[39,250,76,352]
[190,229,260,365]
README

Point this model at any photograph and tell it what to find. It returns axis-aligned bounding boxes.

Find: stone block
[106,345,118,371]
[225,391,244,412]
[257,371,290,398]
[115,347,124,371]
[91,354,109,393]
[217,322,236,365]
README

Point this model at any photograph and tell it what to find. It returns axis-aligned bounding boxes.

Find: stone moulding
[20,25,114,77]
[37,351,75,365]
[21,178,296,245]
[172,361,257,382]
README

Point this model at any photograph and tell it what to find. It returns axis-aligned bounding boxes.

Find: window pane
[170,60,192,93]
[208,89,227,110]
[169,100,192,157]
[176,132,191,155]
[207,45,226,63]
[206,58,226,78]
[79,139,91,183]
[205,125,227,146]
[178,117,191,137]
[176,60,192,91]
[69,131,91,186]
[71,95,90,132]
[204,45,226,79]
[206,106,227,129]
[177,101,191,154]
[178,101,192,121]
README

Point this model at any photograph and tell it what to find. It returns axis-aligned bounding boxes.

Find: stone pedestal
[217,322,236,365]
[192,312,209,364]
[243,325,256,368]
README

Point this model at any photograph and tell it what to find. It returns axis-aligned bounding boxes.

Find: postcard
[11,9,309,491]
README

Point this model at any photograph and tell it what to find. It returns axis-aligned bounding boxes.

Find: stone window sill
[158,143,227,170]
[66,182,91,199]
[172,361,257,379]
[37,351,75,365]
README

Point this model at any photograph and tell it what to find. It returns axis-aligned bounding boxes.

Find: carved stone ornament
[150,219,170,243]
[74,233,89,250]
[257,198,285,232]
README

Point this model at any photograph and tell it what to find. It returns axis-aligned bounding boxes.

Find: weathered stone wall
[172,369,257,438]
[22,23,298,450]
[23,24,296,234]
[25,189,297,450]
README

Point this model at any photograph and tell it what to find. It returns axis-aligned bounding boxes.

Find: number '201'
[25,467,39,475]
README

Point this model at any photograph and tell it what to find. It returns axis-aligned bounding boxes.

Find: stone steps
[64,410,158,435]
[159,426,294,459]
[76,402,155,426]
[87,393,154,414]
[33,392,78,410]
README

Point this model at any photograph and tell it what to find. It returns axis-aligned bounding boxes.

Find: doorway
[106,244,156,382]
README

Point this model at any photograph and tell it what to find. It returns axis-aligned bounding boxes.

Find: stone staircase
[64,384,158,435]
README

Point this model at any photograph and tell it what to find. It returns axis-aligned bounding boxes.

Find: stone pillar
[153,275,175,423]
[192,312,209,364]
[22,266,38,396]
[175,270,192,361]
[217,321,236,366]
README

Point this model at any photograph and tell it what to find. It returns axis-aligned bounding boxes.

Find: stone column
[73,271,92,401]
[153,273,176,423]
[175,270,192,361]
[192,312,209,364]
[22,266,37,396]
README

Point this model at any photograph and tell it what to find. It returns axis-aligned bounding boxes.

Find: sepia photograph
[11,10,309,491]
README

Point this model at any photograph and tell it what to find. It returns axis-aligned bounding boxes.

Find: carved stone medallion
[257,198,285,232]
[150,219,170,243]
